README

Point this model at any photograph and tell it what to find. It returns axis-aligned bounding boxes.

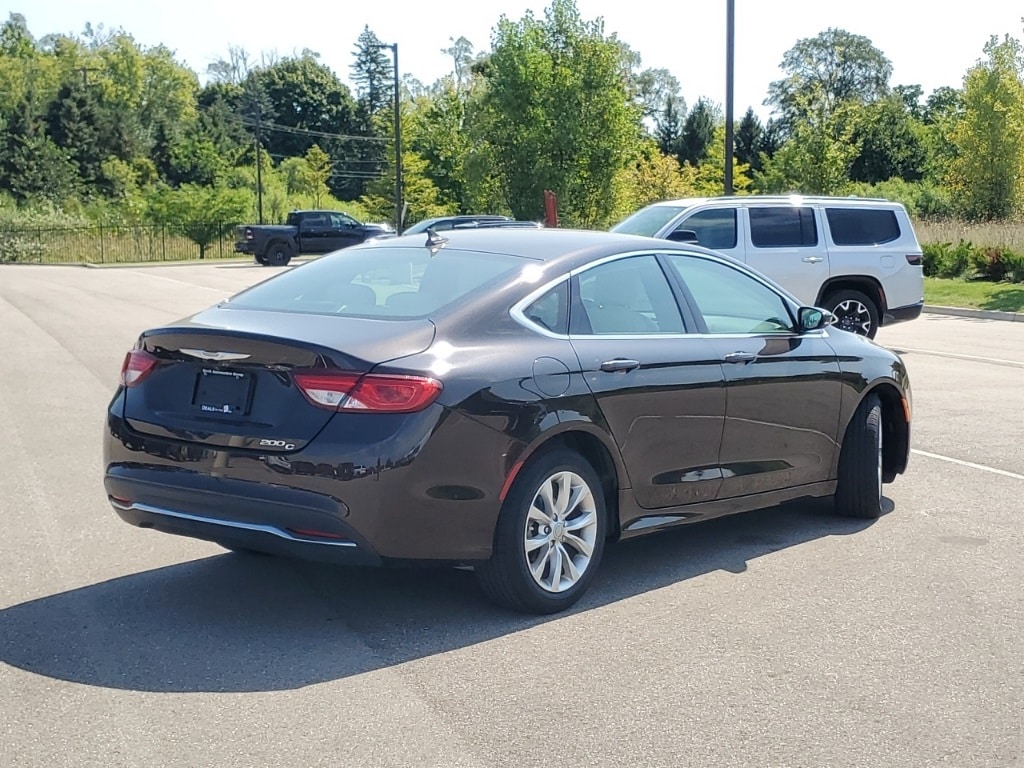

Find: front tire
[476,449,607,614]
[835,394,883,519]
[824,289,880,338]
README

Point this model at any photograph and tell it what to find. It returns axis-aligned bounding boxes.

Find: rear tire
[265,241,294,267]
[835,394,883,519]
[824,289,880,338]
[476,449,607,614]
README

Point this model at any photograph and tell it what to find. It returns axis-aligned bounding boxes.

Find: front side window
[574,255,685,335]
[328,213,356,229]
[666,254,794,334]
[677,208,738,250]
[749,206,818,248]
[227,246,522,319]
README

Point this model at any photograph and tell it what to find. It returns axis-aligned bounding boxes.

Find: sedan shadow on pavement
[0,497,890,694]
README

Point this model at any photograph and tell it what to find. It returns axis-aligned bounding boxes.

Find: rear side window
[825,208,901,245]
[522,280,569,334]
[678,208,737,250]
[749,207,818,248]
[226,246,521,318]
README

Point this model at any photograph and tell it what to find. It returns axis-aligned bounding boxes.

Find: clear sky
[15,1,1024,119]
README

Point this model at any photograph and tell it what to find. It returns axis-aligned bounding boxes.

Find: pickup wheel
[265,240,294,267]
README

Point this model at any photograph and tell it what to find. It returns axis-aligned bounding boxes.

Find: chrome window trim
[510,249,814,341]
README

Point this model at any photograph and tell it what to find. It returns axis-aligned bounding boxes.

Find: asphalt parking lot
[1,261,1021,768]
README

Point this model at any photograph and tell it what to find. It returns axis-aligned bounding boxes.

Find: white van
[611,195,924,337]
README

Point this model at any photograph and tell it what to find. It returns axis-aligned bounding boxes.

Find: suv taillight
[905,253,923,265]
[245,227,254,240]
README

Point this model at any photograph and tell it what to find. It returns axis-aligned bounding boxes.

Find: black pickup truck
[234,210,392,266]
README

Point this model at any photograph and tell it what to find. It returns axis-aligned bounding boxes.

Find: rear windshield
[611,205,687,237]
[226,245,523,318]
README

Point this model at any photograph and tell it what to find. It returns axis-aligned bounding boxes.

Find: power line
[225,113,392,144]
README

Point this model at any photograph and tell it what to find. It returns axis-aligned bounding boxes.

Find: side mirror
[798,306,834,332]
[666,229,699,244]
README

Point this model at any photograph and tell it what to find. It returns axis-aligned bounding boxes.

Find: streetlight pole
[378,43,404,234]
[724,0,735,196]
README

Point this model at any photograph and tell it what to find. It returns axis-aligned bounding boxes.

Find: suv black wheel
[476,449,607,614]
[824,289,880,338]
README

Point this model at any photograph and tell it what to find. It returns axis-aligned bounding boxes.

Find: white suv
[611,195,924,337]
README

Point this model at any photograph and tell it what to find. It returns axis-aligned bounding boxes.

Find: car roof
[358,226,717,272]
[646,195,898,208]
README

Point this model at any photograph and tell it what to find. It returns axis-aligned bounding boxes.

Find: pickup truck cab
[235,210,391,266]
[612,195,924,338]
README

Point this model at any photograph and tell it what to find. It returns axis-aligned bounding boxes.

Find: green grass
[925,277,1024,312]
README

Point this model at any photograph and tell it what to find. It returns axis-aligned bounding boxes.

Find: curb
[924,305,1024,323]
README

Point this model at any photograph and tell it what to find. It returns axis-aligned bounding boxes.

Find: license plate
[192,368,254,415]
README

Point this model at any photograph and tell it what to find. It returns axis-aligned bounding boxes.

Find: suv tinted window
[749,207,818,248]
[678,208,737,249]
[825,208,901,245]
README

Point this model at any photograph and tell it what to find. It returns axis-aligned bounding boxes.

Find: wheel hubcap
[834,299,873,335]
[523,470,599,593]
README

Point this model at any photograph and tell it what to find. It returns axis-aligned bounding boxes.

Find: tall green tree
[756,94,860,195]
[243,54,361,199]
[849,93,926,183]
[477,0,641,226]
[678,97,717,166]
[349,28,392,200]
[734,107,763,174]
[766,28,892,129]
[947,35,1024,219]
[654,94,685,157]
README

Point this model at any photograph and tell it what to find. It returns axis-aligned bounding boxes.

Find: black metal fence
[0,223,239,265]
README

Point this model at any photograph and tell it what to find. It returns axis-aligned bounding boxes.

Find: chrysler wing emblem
[179,349,251,362]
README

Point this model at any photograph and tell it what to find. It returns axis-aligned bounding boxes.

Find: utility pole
[377,43,403,234]
[724,0,735,196]
[254,101,264,224]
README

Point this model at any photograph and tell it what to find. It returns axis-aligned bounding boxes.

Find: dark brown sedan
[103,228,911,614]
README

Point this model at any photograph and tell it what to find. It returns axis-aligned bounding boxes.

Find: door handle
[723,351,758,364]
[801,255,824,264]
[600,359,640,373]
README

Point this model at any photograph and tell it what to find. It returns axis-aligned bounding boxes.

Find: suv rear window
[825,208,901,245]
[749,207,818,247]
[226,245,521,318]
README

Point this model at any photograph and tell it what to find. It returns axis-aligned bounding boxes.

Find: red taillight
[906,253,923,265]
[293,371,442,413]
[120,349,158,387]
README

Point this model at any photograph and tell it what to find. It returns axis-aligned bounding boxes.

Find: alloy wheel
[522,470,599,593]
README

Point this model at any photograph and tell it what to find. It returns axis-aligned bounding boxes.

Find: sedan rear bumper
[110,497,383,565]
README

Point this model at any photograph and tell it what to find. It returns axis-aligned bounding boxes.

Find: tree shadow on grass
[0,497,890,694]
[980,286,1024,313]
